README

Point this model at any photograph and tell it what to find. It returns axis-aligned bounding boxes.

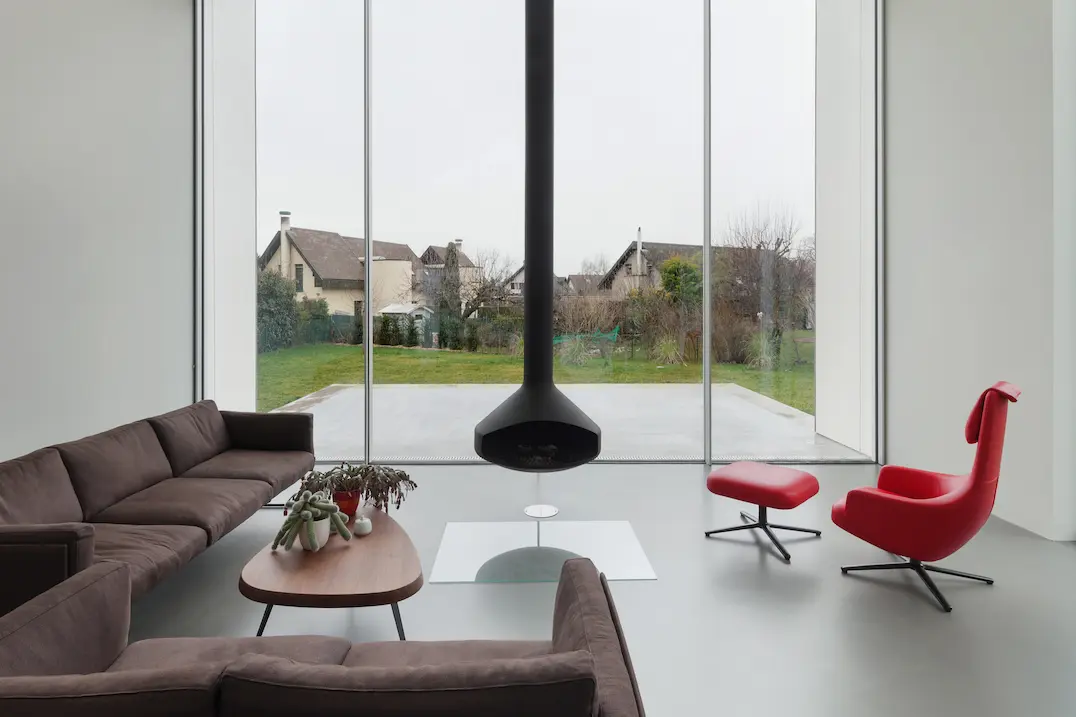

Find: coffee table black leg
[392,602,406,641]
[256,604,273,637]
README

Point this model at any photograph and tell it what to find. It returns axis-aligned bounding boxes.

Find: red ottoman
[705,461,821,562]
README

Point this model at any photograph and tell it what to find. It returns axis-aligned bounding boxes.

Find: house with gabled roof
[258,211,422,316]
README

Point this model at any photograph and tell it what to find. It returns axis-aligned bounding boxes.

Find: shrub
[659,256,703,307]
[422,318,434,348]
[464,320,480,352]
[376,314,389,344]
[257,270,298,353]
[351,312,363,345]
[440,315,462,350]
[711,307,754,364]
[298,297,330,322]
[512,333,525,357]
[745,332,779,370]
[650,335,683,365]
[403,316,419,347]
[558,336,590,366]
[383,316,401,346]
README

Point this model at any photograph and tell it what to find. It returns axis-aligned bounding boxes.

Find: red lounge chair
[832,381,1020,612]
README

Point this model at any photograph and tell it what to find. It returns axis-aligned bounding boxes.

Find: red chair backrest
[965,381,1021,486]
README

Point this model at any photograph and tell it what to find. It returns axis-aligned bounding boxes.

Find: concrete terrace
[275,383,865,462]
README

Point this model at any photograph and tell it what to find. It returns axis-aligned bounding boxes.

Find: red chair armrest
[876,466,953,500]
[845,486,950,526]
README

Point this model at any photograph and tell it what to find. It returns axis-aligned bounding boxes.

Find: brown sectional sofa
[0,401,313,615]
[0,558,645,717]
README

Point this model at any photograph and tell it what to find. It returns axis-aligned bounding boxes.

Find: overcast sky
[256,0,814,275]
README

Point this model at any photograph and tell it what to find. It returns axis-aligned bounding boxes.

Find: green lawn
[258,337,815,415]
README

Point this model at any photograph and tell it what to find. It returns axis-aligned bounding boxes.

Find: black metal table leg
[256,604,274,637]
[392,602,406,640]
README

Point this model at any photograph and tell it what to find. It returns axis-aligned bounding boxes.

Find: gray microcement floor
[130,463,1076,717]
[277,383,864,462]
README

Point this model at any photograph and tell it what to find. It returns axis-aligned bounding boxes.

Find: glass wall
[255,0,367,462]
[252,0,876,465]
[707,0,852,460]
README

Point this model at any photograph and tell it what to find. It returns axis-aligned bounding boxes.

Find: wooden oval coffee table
[240,510,423,639]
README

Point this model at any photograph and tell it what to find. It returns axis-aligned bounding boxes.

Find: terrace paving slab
[275,383,865,462]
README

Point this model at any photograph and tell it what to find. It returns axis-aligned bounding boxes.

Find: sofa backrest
[0,562,130,677]
[148,401,231,477]
[0,448,83,525]
[55,421,174,519]
[218,651,596,717]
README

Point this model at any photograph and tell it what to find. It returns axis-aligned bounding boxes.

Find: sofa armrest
[0,562,130,677]
[220,411,314,454]
[552,558,644,717]
[0,523,95,616]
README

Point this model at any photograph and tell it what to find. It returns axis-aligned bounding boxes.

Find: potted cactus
[298,463,417,524]
[273,490,351,552]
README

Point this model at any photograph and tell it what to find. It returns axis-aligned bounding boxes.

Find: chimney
[453,238,464,257]
[279,211,292,277]
[635,226,643,289]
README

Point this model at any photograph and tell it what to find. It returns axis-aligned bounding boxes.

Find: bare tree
[720,209,803,356]
[579,253,610,276]
[424,245,515,321]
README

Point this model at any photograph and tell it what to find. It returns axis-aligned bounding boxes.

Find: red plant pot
[333,490,362,520]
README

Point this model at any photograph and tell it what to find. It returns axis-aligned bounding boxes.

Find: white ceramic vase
[299,516,331,551]
[352,515,373,536]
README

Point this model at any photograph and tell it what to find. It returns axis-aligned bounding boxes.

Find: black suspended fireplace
[474,0,601,473]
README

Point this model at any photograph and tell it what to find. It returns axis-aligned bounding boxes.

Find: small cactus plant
[272,490,352,551]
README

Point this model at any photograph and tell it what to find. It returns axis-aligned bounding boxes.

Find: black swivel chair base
[704,506,821,562]
[840,558,994,613]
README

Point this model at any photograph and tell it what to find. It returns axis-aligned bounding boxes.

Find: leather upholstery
[706,461,819,510]
[92,524,207,598]
[182,449,313,493]
[55,422,173,520]
[91,479,273,544]
[0,448,83,526]
[832,381,1020,562]
[148,401,232,477]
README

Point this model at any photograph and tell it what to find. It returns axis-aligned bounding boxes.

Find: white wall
[203,0,258,411]
[1052,0,1076,539]
[814,0,876,458]
[0,0,195,459]
[884,0,1074,539]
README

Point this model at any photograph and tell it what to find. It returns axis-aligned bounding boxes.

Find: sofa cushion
[109,636,351,672]
[56,421,173,519]
[0,664,222,717]
[148,401,231,477]
[218,652,596,717]
[0,448,83,525]
[91,479,273,544]
[553,559,642,717]
[0,562,129,677]
[92,524,207,599]
[182,450,313,493]
[343,640,551,668]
